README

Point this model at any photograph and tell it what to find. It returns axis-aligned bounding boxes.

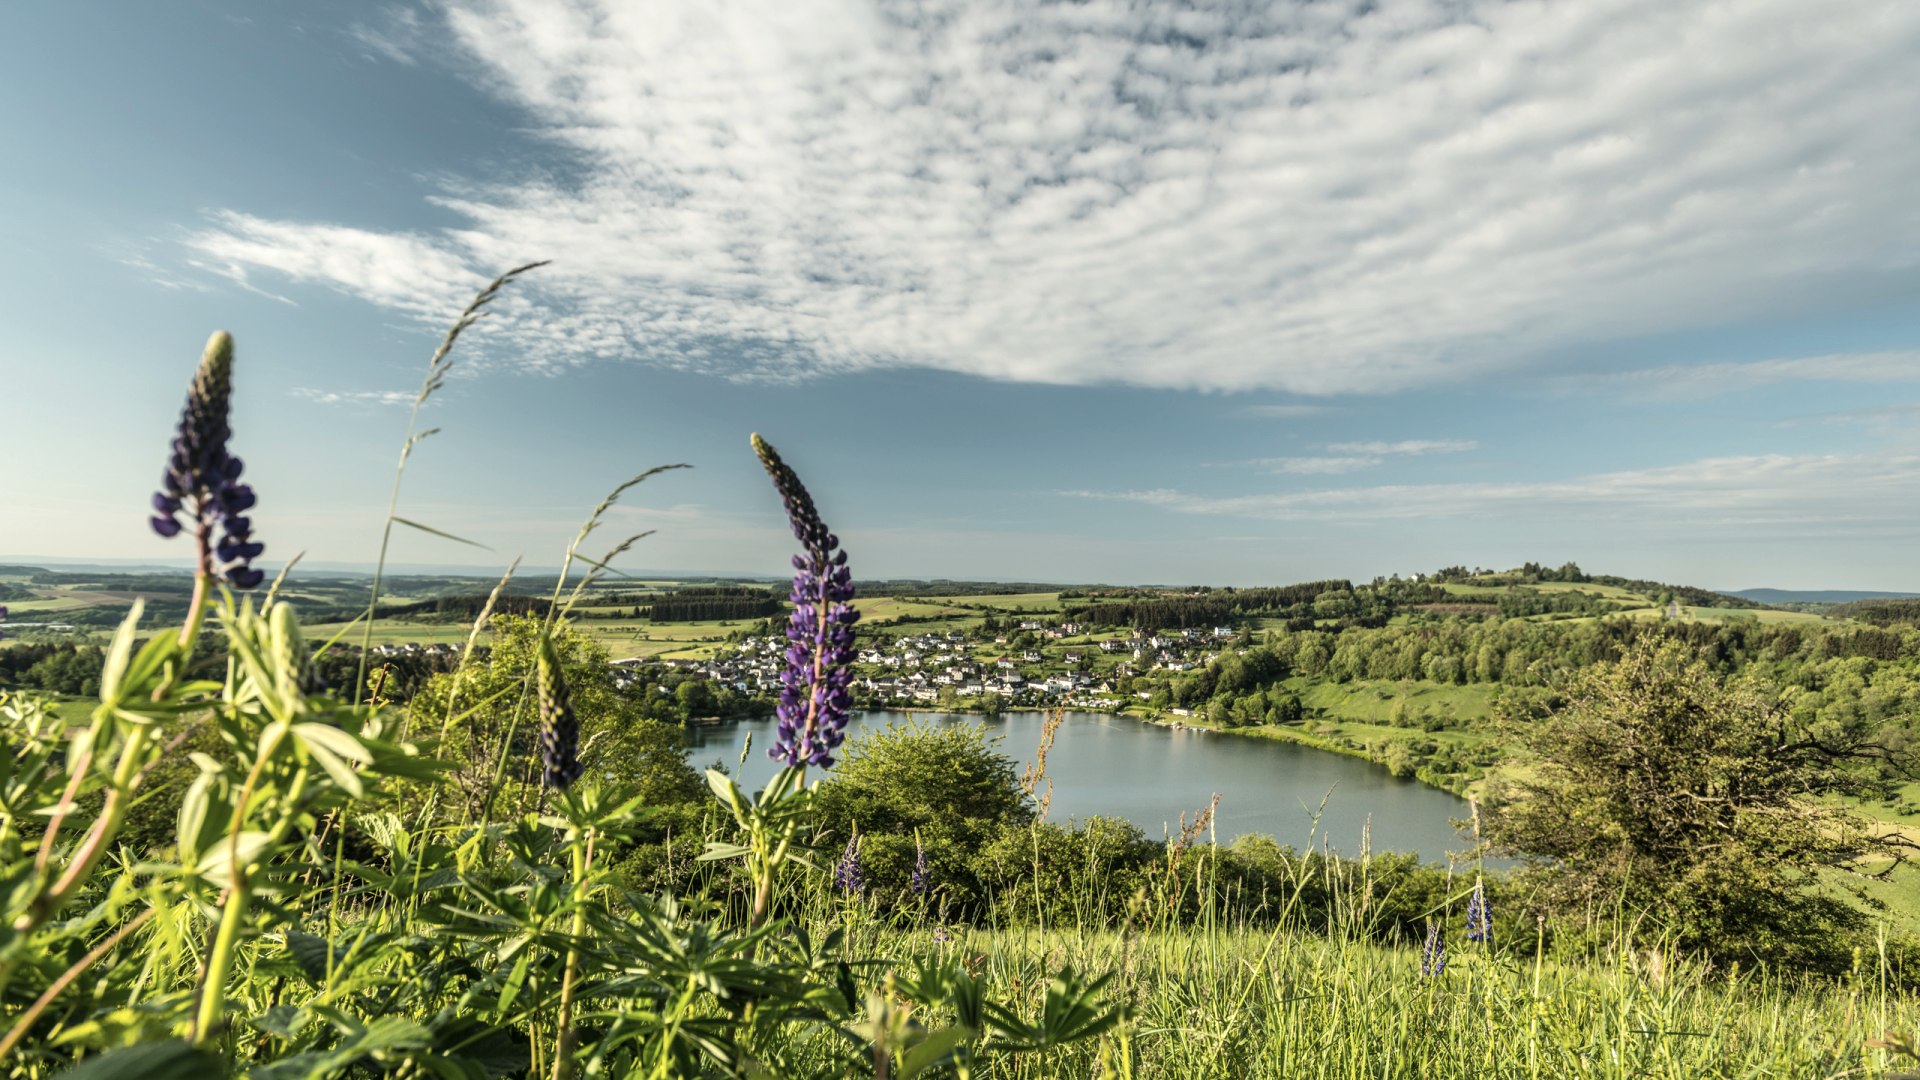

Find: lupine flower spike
[1421,920,1447,978]
[151,331,265,588]
[752,433,859,769]
[911,836,931,896]
[834,835,865,895]
[535,637,584,790]
[1466,878,1492,945]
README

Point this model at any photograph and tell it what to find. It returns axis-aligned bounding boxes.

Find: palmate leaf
[56,1040,225,1080]
[286,929,343,987]
[984,968,1124,1051]
[419,1017,530,1080]
[897,1025,975,1079]
[293,722,373,797]
[247,1016,433,1080]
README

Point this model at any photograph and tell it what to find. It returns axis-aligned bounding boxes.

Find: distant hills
[1730,588,1920,605]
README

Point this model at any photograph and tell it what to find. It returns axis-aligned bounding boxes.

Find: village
[614,619,1245,714]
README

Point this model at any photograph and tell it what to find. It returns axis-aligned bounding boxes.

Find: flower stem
[193,740,302,1046]
[550,835,592,1080]
[193,884,251,1046]
[17,725,151,933]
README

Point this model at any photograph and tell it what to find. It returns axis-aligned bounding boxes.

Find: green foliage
[0,643,109,695]
[815,721,1033,905]
[1485,640,1914,970]
[408,614,704,823]
[647,585,783,622]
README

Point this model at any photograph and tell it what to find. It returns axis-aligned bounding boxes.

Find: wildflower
[535,637,583,790]
[0,605,7,642]
[910,838,931,895]
[1421,920,1447,978]
[931,926,951,944]
[752,434,859,769]
[833,835,865,895]
[1465,879,1492,944]
[150,331,265,589]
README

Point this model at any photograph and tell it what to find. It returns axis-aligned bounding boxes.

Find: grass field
[912,918,1917,1078]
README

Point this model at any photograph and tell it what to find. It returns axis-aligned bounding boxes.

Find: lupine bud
[535,637,583,790]
[1420,920,1447,978]
[151,332,265,588]
[910,839,931,895]
[752,434,859,769]
[833,835,865,895]
[1465,879,1492,945]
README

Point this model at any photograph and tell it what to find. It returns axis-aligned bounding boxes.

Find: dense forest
[1065,579,1372,628]
[646,585,784,622]
[1833,597,1920,626]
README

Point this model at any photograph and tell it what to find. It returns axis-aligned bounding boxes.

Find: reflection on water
[688,710,1489,864]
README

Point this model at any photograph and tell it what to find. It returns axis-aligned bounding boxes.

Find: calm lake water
[687,710,1486,864]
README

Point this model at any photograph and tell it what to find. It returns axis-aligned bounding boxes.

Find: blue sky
[4,0,1919,589]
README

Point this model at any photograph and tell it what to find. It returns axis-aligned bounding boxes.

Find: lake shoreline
[856,703,1453,796]
[696,707,1485,863]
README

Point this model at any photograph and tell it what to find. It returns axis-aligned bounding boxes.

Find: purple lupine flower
[752,434,859,769]
[833,835,865,895]
[931,926,951,944]
[535,638,583,790]
[910,839,931,896]
[151,332,265,589]
[1465,879,1492,945]
[1420,920,1447,978]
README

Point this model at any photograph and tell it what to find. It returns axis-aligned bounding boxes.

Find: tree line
[646,586,784,622]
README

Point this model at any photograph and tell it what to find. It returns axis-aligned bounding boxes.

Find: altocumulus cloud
[189,0,1920,394]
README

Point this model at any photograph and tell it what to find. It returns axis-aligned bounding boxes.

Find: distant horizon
[5,552,1914,600]
[6,3,1919,593]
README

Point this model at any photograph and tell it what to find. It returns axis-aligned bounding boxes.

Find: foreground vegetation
[6,280,1920,1076]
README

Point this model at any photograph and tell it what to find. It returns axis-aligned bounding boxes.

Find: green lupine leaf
[898,1025,974,1078]
[697,842,752,862]
[95,600,145,703]
[56,1040,224,1080]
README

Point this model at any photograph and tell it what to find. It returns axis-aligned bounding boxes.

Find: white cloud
[1323,440,1477,457]
[186,212,488,322]
[1258,456,1384,476]
[346,7,426,66]
[187,0,1920,393]
[292,387,418,408]
[1780,400,1920,428]
[1239,437,1476,474]
[1239,404,1337,419]
[1561,350,1920,401]
[1069,453,1920,530]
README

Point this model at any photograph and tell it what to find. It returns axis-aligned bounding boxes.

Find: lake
[687,710,1489,865]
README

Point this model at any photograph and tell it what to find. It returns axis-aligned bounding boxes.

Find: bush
[1485,640,1910,971]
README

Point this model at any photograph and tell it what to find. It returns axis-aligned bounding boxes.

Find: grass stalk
[355,262,548,702]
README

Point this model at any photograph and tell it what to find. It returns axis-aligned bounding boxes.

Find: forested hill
[1732,588,1920,605]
